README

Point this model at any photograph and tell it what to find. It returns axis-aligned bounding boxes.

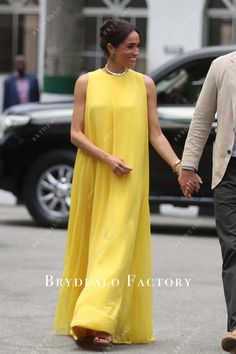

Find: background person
[3,55,39,111]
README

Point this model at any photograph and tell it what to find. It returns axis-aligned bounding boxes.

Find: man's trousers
[214,157,236,332]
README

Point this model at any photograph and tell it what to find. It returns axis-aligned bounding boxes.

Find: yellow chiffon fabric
[53,68,156,344]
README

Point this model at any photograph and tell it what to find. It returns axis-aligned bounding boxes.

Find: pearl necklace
[105,64,129,76]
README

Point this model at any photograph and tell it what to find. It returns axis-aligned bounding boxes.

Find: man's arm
[181,59,218,170]
[3,80,9,111]
[179,59,218,197]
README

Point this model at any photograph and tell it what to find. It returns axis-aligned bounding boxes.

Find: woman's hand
[174,162,181,176]
[104,155,133,176]
[178,169,203,198]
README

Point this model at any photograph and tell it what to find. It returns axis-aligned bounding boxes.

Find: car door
[149,56,217,202]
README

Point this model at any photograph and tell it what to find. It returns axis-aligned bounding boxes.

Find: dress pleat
[53,68,156,344]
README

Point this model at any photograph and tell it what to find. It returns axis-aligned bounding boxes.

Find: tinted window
[157,57,215,105]
[209,0,227,8]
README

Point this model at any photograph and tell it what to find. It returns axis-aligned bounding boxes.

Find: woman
[53,17,182,350]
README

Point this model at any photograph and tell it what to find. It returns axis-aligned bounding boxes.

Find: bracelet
[182,166,197,172]
[172,159,181,173]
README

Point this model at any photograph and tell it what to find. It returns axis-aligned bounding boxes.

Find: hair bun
[100,18,120,37]
[99,17,140,57]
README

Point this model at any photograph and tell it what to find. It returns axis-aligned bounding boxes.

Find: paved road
[0,204,226,354]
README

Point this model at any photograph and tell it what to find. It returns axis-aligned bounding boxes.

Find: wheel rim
[36,164,73,221]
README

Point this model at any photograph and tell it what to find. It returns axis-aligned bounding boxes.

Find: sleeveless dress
[53,68,156,344]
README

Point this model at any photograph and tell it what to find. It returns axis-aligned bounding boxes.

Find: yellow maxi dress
[53,68,156,344]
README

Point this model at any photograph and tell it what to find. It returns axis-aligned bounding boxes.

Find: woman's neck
[106,61,128,74]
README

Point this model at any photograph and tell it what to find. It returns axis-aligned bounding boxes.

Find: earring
[109,53,115,63]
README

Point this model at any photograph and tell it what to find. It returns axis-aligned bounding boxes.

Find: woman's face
[109,30,141,68]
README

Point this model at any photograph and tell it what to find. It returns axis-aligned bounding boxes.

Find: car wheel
[23,149,75,228]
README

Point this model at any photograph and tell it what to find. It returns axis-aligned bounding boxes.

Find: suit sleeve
[181,60,218,170]
[34,77,40,102]
[31,76,40,102]
[3,80,9,111]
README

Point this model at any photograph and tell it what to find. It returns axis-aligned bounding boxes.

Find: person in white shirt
[179,52,236,353]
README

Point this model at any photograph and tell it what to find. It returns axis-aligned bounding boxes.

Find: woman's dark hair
[100,17,141,57]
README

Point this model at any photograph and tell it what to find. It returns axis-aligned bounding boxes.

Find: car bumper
[149,195,214,206]
[0,139,16,195]
[0,140,4,177]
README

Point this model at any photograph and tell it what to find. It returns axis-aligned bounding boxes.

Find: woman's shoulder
[74,73,88,92]
[128,70,155,95]
[143,73,154,86]
[128,68,143,79]
[74,69,104,94]
[75,69,101,83]
[142,74,155,94]
[129,70,154,86]
[87,68,103,77]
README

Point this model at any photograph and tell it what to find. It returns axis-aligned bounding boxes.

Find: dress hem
[53,327,157,345]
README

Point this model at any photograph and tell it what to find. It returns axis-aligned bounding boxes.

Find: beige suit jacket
[181,51,236,189]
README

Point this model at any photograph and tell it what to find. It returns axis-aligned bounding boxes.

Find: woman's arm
[144,75,180,173]
[70,74,132,176]
[71,74,108,160]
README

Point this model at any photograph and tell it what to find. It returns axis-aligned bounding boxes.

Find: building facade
[0,0,236,97]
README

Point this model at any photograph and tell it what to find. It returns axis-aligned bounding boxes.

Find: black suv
[0,46,234,227]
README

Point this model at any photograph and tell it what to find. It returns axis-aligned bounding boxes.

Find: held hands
[178,169,203,198]
[104,154,133,176]
[174,163,181,176]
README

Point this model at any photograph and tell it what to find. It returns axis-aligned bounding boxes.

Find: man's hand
[178,169,203,198]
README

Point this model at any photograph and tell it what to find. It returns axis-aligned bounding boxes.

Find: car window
[157,57,215,105]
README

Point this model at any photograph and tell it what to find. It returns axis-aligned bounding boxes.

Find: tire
[23,149,75,228]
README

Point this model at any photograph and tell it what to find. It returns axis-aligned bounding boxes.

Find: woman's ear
[107,43,115,56]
